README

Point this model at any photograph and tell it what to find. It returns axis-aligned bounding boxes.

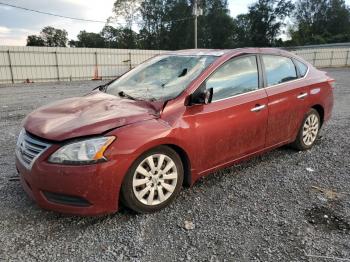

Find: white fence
[0,46,349,84]
[0,46,165,84]
[293,47,350,68]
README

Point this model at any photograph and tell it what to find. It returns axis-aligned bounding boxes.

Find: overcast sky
[0,0,258,45]
[0,0,349,46]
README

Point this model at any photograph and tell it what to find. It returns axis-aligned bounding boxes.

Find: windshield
[106,55,217,101]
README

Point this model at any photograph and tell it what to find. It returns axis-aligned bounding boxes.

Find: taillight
[328,79,336,89]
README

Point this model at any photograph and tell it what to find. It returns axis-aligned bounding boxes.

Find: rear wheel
[291,108,321,150]
[121,146,183,213]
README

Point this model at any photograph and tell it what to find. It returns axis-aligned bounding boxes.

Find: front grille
[16,129,51,169]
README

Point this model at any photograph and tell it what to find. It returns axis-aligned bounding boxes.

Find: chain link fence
[0,45,349,85]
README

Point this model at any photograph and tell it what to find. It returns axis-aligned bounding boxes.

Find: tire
[120,146,184,213]
[291,108,321,151]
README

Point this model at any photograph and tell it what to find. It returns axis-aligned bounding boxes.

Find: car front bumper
[16,153,125,216]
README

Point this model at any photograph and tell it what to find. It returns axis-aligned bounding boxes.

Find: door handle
[297,93,308,99]
[251,104,266,112]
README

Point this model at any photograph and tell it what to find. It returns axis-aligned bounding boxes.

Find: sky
[0,0,348,46]
[0,0,258,46]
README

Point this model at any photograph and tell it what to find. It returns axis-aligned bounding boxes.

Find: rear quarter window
[294,59,308,77]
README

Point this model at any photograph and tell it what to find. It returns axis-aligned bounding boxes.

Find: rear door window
[262,55,297,86]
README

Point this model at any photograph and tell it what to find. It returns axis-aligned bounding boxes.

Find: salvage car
[16,48,334,215]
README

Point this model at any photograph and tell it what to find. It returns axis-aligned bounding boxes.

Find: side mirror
[186,88,213,106]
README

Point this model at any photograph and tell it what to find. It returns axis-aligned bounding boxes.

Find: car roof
[166,48,293,57]
[166,49,232,56]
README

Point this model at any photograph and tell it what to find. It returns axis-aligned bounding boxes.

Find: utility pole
[193,0,202,49]
[194,0,198,49]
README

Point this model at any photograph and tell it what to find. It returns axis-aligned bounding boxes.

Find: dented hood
[24,91,160,141]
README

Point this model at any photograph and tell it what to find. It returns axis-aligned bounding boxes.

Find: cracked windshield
[107,55,217,101]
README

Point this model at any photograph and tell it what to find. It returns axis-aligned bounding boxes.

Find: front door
[184,55,268,173]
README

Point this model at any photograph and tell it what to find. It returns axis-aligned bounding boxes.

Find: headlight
[16,129,25,148]
[48,136,115,164]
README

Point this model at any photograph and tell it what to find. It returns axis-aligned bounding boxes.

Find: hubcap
[302,114,319,146]
[132,154,178,206]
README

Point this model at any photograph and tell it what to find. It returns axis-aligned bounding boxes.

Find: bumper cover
[16,155,124,216]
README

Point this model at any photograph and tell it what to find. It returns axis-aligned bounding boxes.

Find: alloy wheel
[302,114,319,146]
[132,154,178,206]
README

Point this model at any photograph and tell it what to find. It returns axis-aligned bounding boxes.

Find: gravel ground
[0,68,349,261]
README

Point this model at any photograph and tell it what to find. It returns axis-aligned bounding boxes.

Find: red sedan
[16,48,334,215]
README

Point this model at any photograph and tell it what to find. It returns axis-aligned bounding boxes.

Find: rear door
[184,55,269,172]
[261,55,309,147]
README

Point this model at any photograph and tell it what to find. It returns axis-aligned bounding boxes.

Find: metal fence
[0,45,349,84]
[293,47,350,68]
[0,46,165,84]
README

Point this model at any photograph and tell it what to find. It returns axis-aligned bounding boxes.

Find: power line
[0,2,108,24]
[0,1,194,25]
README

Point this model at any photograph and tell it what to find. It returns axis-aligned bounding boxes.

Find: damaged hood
[24,91,160,141]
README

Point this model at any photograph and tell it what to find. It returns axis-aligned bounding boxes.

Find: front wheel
[121,146,183,213]
[291,108,321,151]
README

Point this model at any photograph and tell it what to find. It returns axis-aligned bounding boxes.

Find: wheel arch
[119,139,193,188]
[311,104,325,126]
[165,144,192,187]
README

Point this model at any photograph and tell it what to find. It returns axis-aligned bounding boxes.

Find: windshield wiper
[93,83,108,92]
[119,91,158,103]
[93,78,116,92]
[118,91,138,101]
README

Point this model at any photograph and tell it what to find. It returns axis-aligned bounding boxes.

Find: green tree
[325,0,350,35]
[199,0,236,48]
[246,0,294,47]
[26,35,45,46]
[40,26,68,47]
[101,25,139,48]
[69,31,106,48]
[138,0,168,49]
[161,0,193,50]
[292,0,329,44]
[137,0,235,49]
[292,0,350,45]
[26,26,68,47]
[232,14,252,47]
[112,0,141,28]
[100,25,120,47]
[111,0,141,49]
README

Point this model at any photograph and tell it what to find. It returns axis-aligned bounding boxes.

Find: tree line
[27,0,350,49]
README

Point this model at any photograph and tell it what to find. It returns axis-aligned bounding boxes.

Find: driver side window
[206,55,259,101]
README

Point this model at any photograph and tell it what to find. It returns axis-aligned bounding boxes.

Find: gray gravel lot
[0,68,349,261]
